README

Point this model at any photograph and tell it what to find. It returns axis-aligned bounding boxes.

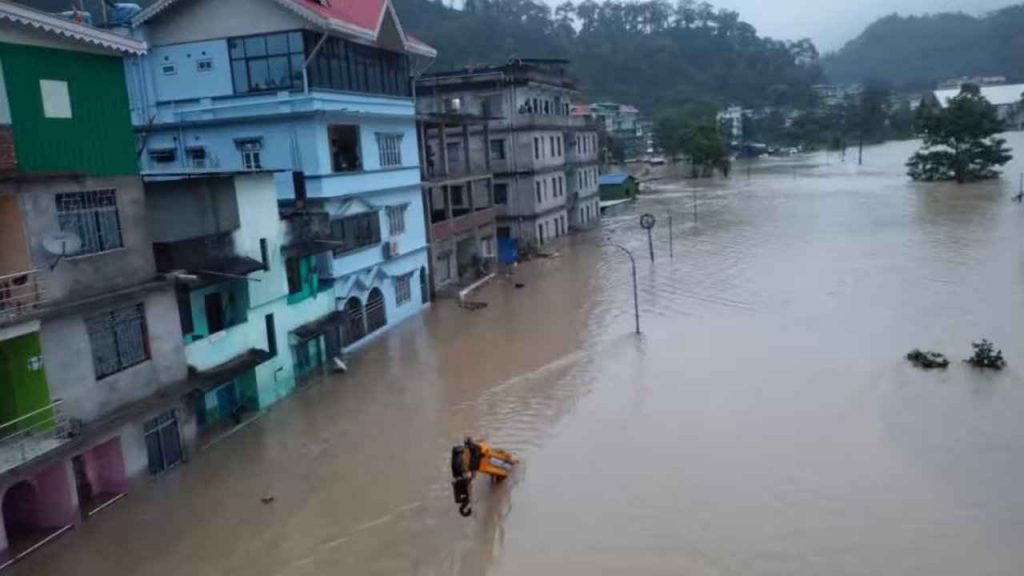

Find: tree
[658,108,729,178]
[907,84,1012,183]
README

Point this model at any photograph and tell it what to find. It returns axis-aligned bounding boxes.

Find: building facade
[574,101,651,159]
[417,59,601,248]
[124,0,436,359]
[416,112,497,294]
[0,5,193,566]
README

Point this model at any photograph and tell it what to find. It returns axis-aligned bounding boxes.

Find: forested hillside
[823,5,1024,90]
[394,0,822,113]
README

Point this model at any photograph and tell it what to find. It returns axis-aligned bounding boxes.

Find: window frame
[86,303,150,379]
[395,273,413,306]
[376,132,404,168]
[387,204,408,235]
[56,189,124,256]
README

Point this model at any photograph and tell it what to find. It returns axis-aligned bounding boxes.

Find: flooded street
[18,136,1024,576]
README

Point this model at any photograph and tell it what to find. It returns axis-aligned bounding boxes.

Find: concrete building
[416,112,497,295]
[574,101,651,159]
[123,0,436,361]
[145,172,339,435]
[0,4,193,566]
[417,59,601,249]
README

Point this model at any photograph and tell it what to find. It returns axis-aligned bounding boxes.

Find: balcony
[154,232,264,287]
[431,207,497,243]
[0,270,48,325]
[0,400,70,476]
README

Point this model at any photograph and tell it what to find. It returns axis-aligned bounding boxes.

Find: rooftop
[0,1,147,54]
[933,83,1024,108]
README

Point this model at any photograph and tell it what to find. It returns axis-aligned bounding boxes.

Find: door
[204,292,225,334]
[145,411,183,475]
[216,383,238,423]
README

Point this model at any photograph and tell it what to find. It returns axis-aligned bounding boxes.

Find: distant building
[599,173,638,202]
[937,76,1007,90]
[0,4,192,564]
[417,59,602,249]
[931,83,1024,130]
[718,105,747,145]
[575,101,651,159]
[812,84,862,108]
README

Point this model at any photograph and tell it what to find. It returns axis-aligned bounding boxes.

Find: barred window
[56,189,123,255]
[87,303,149,379]
[395,273,413,306]
[387,204,408,235]
[237,139,263,171]
[376,133,403,168]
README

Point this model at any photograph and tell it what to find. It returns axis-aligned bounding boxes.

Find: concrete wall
[40,287,186,424]
[141,0,308,47]
[12,175,156,303]
[498,170,568,219]
[149,40,233,103]
[0,193,29,274]
[146,177,241,243]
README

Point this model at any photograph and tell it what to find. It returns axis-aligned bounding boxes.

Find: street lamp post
[602,242,640,335]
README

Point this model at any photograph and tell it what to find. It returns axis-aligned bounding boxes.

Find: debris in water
[459,300,488,311]
[964,339,1006,369]
[907,349,949,369]
[514,283,525,289]
[261,496,275,504]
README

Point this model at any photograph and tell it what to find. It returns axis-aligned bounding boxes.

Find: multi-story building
[145,171,340,435]
[574,101,650,159]
[417,59,601,248]
[416,111,497,294]
[123,0,436,361]
[0,4,193,565]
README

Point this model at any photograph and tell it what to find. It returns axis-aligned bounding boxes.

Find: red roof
[292,0,384,32]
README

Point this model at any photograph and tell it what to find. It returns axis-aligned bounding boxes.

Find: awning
[292,311,346,343]
[196,256,265,280]
[188,348,273,394]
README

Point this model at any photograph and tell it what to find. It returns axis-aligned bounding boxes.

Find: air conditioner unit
[383,239,400,259]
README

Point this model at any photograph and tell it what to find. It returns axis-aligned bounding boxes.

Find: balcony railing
[0,269,47,324]
[0,400,71,475]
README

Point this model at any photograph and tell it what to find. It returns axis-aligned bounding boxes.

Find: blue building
[123,0,435,365]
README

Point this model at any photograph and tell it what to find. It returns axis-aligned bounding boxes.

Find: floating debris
[906,349,950,369]
[964,339,1006,370]
[514,283,525,289]
[261,496,275,505]
[459,301,488,311]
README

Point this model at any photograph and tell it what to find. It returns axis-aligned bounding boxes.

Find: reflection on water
[18,136,1024,576]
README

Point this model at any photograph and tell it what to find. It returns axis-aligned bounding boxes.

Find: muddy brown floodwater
[19,136,1024,576]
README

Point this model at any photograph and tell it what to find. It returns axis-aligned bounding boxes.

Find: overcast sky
[538,0,1014,51]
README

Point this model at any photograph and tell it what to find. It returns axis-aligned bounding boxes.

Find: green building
[599,172,639,201]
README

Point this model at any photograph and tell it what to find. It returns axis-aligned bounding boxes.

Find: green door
[0,332,52,433]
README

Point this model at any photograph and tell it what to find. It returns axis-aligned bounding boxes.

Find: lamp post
[602,242,640,335]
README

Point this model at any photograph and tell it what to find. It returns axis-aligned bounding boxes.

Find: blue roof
[599,173,632,185]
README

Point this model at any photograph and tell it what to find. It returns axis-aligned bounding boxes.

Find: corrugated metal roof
[934,84,1024,108]
[0,2,147,55]
[599,173,631,185]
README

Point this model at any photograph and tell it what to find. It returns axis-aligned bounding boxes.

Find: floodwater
[18,136,1024,576]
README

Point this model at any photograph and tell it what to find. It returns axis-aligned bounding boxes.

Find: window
[186,146,206,168]
[329,212,381,256]
[330,125,361,172]
[229,31,304,94]
[557,137,563,157]
[148,148,176,163]
[494,182,508,205]
[482,94,503,117]
[543,179,548,200]
[237,138,262,170]
[536,181,542,203]
[265,314,277,357]
[196,59,213,72]
[286,257,303,295]
[387,204,408,235]
[160,63,177,75]
[56,189,123,255]
[534,137,541,160]
[86,303,149,379]
[395,273,412,306]
[144,410,182,475]
[437,253,452,282]
[549,136,556,157]
[376,133,403,167]
[481,237,493,258]
[303,32,410,97]
[490,139,506,160]
[40,79,72,119]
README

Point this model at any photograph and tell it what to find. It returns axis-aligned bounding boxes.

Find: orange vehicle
[450,438,519,517]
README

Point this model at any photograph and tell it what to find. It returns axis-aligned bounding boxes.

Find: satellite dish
[42,231,83,257]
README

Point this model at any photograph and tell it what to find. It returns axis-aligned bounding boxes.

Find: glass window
[494,182,508,204]
[86,303,149,379]
[490,139,506,160]
[329,212,381,256]
[230,31,305,94]
[330,125,361,172]
[56,189,123,255]
[266,33,289,56]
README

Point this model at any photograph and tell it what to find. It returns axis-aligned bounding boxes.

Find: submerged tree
[907,84,1012,183]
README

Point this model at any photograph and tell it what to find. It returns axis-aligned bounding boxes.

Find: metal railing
[0,269,47,323]
[0,400,71,473]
